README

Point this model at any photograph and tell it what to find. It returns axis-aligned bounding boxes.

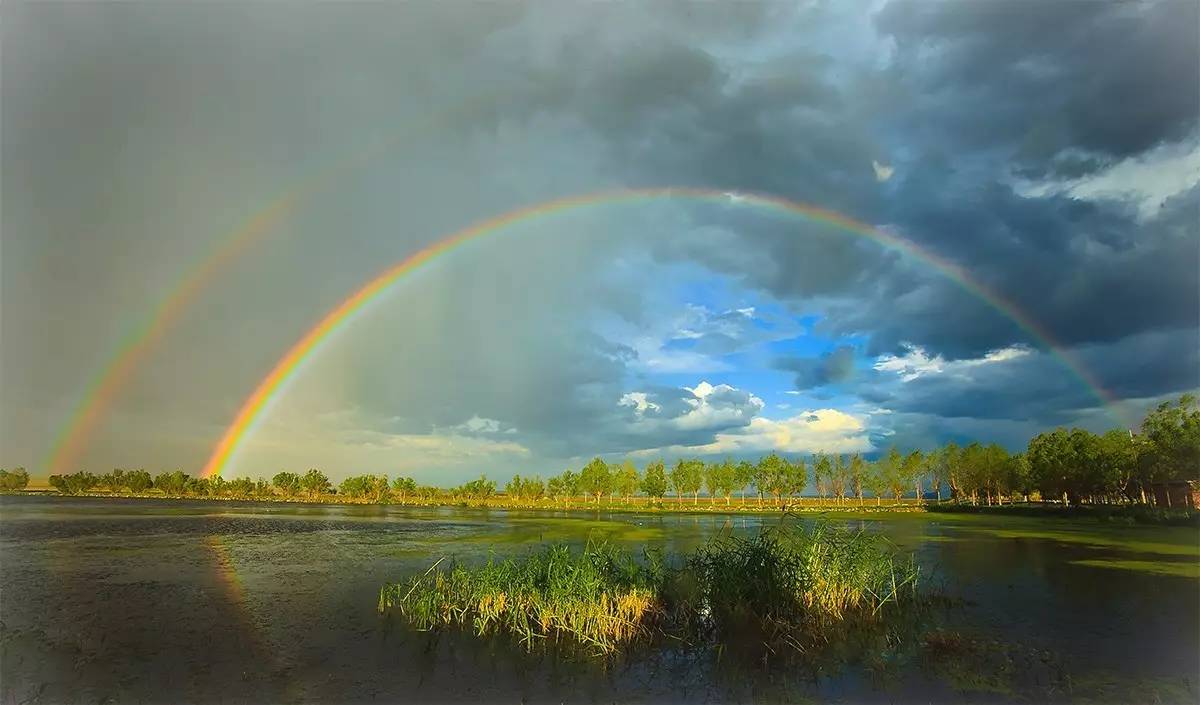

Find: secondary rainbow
[42,97,491,476]
[201,187,1124,478]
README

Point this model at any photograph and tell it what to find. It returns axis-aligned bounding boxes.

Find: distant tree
[125,469,152,494]
[207,475,227,498]
[300,469,331,498]
[97,469,126,493]
[579,458,612,504]
[670,459,704,505]
[1139,395,1200,500]
[504,474,544,501]
[901,450,924,503]
[615,460,640,500]
[273,471,301,498]
[187,476,212,497]
[735,460,755,504]
[849,454,866,505]
[880,447,906,501]
[811,453,830,501]
[759,453,791,507]
[560,470,581,501]
[785,456,808,504]
[525,476,545,501]
[640,460,668,501]
[392,476,417,502]
[154,470,188,496]
[227,477,256,498]
[751,457,771,503]
[0,467,29,491]
[547,476,565,502]
[864,458,888,506]
[705,459,738,505]
[1008,453,1034,502]
[829,454,849,504]
[458,474,495,500]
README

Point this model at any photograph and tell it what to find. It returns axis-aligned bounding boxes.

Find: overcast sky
[3,1,1197,483]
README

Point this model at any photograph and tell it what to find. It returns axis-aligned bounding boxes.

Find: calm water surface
[2,496,1197,704]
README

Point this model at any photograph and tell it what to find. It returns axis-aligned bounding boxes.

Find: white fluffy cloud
[633,408,872,457]
[621,380,764,433]
[675,381,765,430]
[873,343,1032,382]
[1015,141,1200,220]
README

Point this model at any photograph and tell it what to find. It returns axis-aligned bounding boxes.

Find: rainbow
[43,197,296,476]
[42,103,482,476]
[201,187,1123,478]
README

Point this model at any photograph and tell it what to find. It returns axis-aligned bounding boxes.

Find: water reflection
[1,495,1196,703]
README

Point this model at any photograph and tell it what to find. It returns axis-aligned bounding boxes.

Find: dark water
[2,496,1197,704]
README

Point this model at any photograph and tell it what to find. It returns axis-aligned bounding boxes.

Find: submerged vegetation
[379,522,921,655]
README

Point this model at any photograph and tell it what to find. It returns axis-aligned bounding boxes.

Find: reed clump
[379,541,664,652]
[380,522,921,654]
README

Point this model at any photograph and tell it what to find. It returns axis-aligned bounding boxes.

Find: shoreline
[3,490,1194,525]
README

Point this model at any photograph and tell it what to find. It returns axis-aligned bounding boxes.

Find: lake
[1,495,1197,703]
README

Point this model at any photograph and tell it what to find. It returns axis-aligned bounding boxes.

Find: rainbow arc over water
[200,187,1123,478]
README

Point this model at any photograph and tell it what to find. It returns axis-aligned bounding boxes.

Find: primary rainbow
[201,187,1123,478]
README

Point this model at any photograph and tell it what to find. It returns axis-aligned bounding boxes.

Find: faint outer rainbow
[43,196,297,476]
[42,106,471,476]
[201,187,1123,478]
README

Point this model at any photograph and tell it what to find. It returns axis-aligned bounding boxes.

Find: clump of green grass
[380,522,922,654]
[379,541,664,653]
[676,524,919,643]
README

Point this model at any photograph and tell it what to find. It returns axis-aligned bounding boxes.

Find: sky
[2,1,1198,484]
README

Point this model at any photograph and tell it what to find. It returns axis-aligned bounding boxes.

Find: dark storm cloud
[871,328,1200,425]
[775,346,858,390]
[875,0,1200,166]
[3,1,1196,479]
[506,0,1200,384]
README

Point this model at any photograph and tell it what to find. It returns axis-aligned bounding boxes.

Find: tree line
[18,395,1198,508]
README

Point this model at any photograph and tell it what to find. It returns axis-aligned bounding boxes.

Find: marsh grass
[380,522,922,655]
[378,541,664,653]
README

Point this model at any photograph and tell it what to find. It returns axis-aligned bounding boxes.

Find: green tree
[849,454,866,505]
[864,459,887,506]
[154,470,188,496]
[670,459,703,505]
[811,453,830,501]
[705,459,739,505]
[392,476,417,502]
[300,469,331,498]
[125,469,152,494]
[735,460,755,504]
[547,476,565,502]
[615,460,640,500]
[880,447,906,501]
[829,454,849,504]
[0,468,29,491]
[901,450,925,503]
[751,457,771,503]
[561,470,581,501]
[786,456,808,503]
[640,460,668,501]
[1139,395,1200,503]
[273,471,301,498]
[759,453,791,507]
[579,458,612,504]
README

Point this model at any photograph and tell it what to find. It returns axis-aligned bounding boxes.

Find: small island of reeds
[378,522,921,655]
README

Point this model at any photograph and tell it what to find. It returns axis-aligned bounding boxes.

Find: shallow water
[1,496,1197,704]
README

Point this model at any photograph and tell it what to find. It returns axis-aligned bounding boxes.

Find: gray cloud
[2,1,1196,481]
[776,346,858,390]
